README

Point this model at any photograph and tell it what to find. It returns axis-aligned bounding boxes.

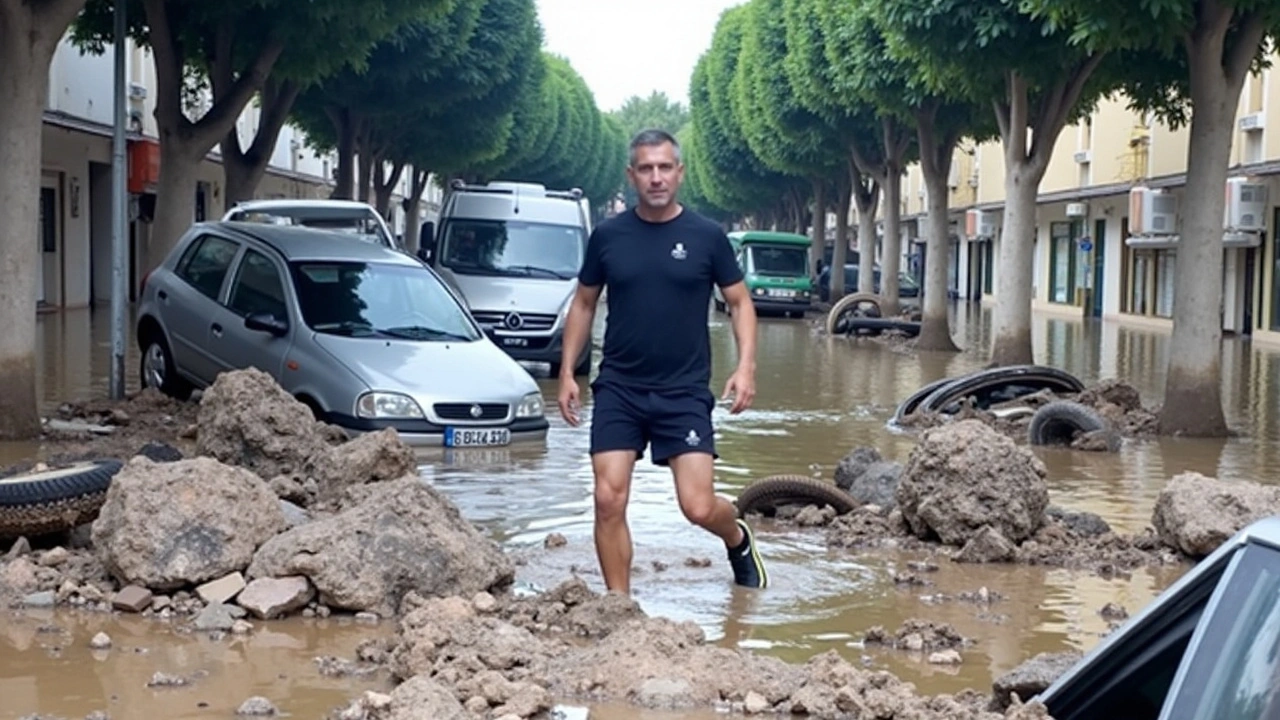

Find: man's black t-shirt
[578,207,743,390]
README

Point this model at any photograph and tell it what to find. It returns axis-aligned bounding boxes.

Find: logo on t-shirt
[671,242,687,260]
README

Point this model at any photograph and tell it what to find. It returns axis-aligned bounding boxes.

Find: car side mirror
[245,312,288,337]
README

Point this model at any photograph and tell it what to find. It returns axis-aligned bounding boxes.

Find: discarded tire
[735,474,858,518]
[918,365,1085,416]
[0,459,122,538]
[1027,401,1108,446]
[892,375,957,425]
[825,293,883,335]
[843,318,921,338]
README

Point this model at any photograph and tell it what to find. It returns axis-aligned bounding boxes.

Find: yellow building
[895,64,1280,345]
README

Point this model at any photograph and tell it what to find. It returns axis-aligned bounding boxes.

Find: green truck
[713,230,814,318]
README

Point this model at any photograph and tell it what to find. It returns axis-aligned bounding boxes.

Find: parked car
[135,221,548,448]
[714,230,814,318]
[416,180,594,377]
[817,263,921,304]
[1036,515,1280,719]
[222,199,400,251]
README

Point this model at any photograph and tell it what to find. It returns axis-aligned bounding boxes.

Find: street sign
[1079,238,1093,252]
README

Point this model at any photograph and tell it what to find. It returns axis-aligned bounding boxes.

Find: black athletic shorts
[588,380,718,466]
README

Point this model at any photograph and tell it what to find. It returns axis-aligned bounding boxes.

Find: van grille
[471,310,556,332]
[434,403,509,421]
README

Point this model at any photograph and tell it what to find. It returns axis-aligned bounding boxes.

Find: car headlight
[356,392,425,419]
[516,391,544,418]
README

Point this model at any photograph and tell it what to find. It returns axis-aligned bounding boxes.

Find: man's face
[627,141,684,210]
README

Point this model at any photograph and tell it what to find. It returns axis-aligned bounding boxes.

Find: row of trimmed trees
[0,0,627,439]
[684,0,1280,439]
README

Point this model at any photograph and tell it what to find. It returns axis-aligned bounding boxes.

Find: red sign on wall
[127,138,160,194]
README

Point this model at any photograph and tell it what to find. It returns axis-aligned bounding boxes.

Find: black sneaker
[727,518,768,589]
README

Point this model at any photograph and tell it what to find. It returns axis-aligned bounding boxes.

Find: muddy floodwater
[4,305,1280,718]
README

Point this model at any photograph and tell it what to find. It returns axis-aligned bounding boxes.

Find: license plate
[443,448,512,465]
[769,288,795,297]
[444,427,511,447]
[501,336,529,347]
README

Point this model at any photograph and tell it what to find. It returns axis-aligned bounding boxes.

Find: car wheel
[140,336,192,400]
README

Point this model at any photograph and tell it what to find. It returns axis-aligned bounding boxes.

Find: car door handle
[157,290,167,300]
[211,322,223,337]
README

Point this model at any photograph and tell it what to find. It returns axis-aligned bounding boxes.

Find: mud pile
[0,368,513,624]
[747,420,1190,574]
[326,577,1057,720]
[36,388,200,464]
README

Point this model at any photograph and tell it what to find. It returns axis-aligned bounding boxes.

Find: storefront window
[1049,221,1078,304]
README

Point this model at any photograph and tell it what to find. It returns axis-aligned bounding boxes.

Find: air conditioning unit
[965,208,996,239]
[1225,176,1268,231]
[1065,202,1088,218]
[1073,150,1092,164]
[1239,113,1265,131]
[1129,186,1177,235]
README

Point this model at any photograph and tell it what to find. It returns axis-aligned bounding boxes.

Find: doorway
[1091,218,1107,318]
[89,162,112,306]
[38,174,61,307]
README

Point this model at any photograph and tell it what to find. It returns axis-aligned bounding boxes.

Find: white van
[417,180,594,376]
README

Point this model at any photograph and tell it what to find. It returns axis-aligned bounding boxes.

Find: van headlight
[516,392,544,418]
[356,392,425,419]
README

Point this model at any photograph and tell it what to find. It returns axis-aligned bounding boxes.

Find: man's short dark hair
[629,128,681,166]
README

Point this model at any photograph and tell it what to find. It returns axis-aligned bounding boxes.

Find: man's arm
[719,280,757,412]
[559,283,602,380]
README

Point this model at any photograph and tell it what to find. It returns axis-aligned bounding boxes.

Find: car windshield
[747,244,808,277]
[289,261,480,342]
[232,207,394,247]
[439,219,584,280]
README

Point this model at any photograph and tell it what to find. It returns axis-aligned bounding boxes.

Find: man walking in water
[556,128,767,594]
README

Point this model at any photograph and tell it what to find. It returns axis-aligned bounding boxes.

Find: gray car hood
[440,269,575,314]
[314,334,537,402]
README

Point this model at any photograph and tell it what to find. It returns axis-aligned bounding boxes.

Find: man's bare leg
[592,449,637,594]
[669,452,741,545]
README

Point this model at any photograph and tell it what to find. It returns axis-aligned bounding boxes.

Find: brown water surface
[3,305,1278,717]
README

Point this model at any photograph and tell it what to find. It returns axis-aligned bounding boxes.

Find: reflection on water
[5,303,1280,716]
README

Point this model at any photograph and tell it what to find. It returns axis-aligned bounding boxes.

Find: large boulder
[896,420,1049,546]
[195,368,331,479]
[91,457,286,590]
[247,477,513,615]
[1152,472,1280,558]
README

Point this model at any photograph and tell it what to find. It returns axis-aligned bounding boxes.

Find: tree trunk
[853,174,880,295]
[1158,10,1265,437]
[142,0,284,271]
[329,107,357,199]
[916,108,961,352]
[989,169,1040,365]
[404,167,430,253]
[221,79,301,206]
[879,167,903,317]
[0,1,73,440]
[810,179,827,270]
[830,173,852,300]
[373,161,405,220]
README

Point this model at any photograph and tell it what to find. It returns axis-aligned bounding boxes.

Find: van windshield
[439,219,584,280]
[747,244,809,277]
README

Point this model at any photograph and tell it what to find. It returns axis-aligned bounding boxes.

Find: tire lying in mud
[825,293,883,335]
[918,365,1085,416]
[735,474,858,518]
[891,375,957,426]
[1027,400,1119,450]
[0,459,122,539]
[841,318,921,338]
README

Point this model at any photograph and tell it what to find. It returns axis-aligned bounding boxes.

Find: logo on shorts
[685,429,700,446]
[671,242,687,260]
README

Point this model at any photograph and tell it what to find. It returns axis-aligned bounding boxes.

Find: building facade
[37,33,446,311]
[895,58,1280,346]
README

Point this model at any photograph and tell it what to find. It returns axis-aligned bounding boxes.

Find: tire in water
[1027,400,1111,447]
[735,474,858,518]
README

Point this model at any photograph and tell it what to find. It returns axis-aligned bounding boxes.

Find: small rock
[544,532,567,548]
[231,620,254,635]
[194,603,236,632]
[354,611,380,623]
[23,591,56,608]
[38,546,69,567]
[196,572,246,605]
[1099,602,1129,621]
[89,632,112,650]
[112,585,153,613]
[5,536,31,559]
[236,696,278,716]
[472,592,497,613]
[744,690,770,714]
[147,672,188,687]
[928,649,962,664]
[364,691,392,709]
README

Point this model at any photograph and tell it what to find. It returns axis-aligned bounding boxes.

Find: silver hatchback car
[135,221,548,448]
